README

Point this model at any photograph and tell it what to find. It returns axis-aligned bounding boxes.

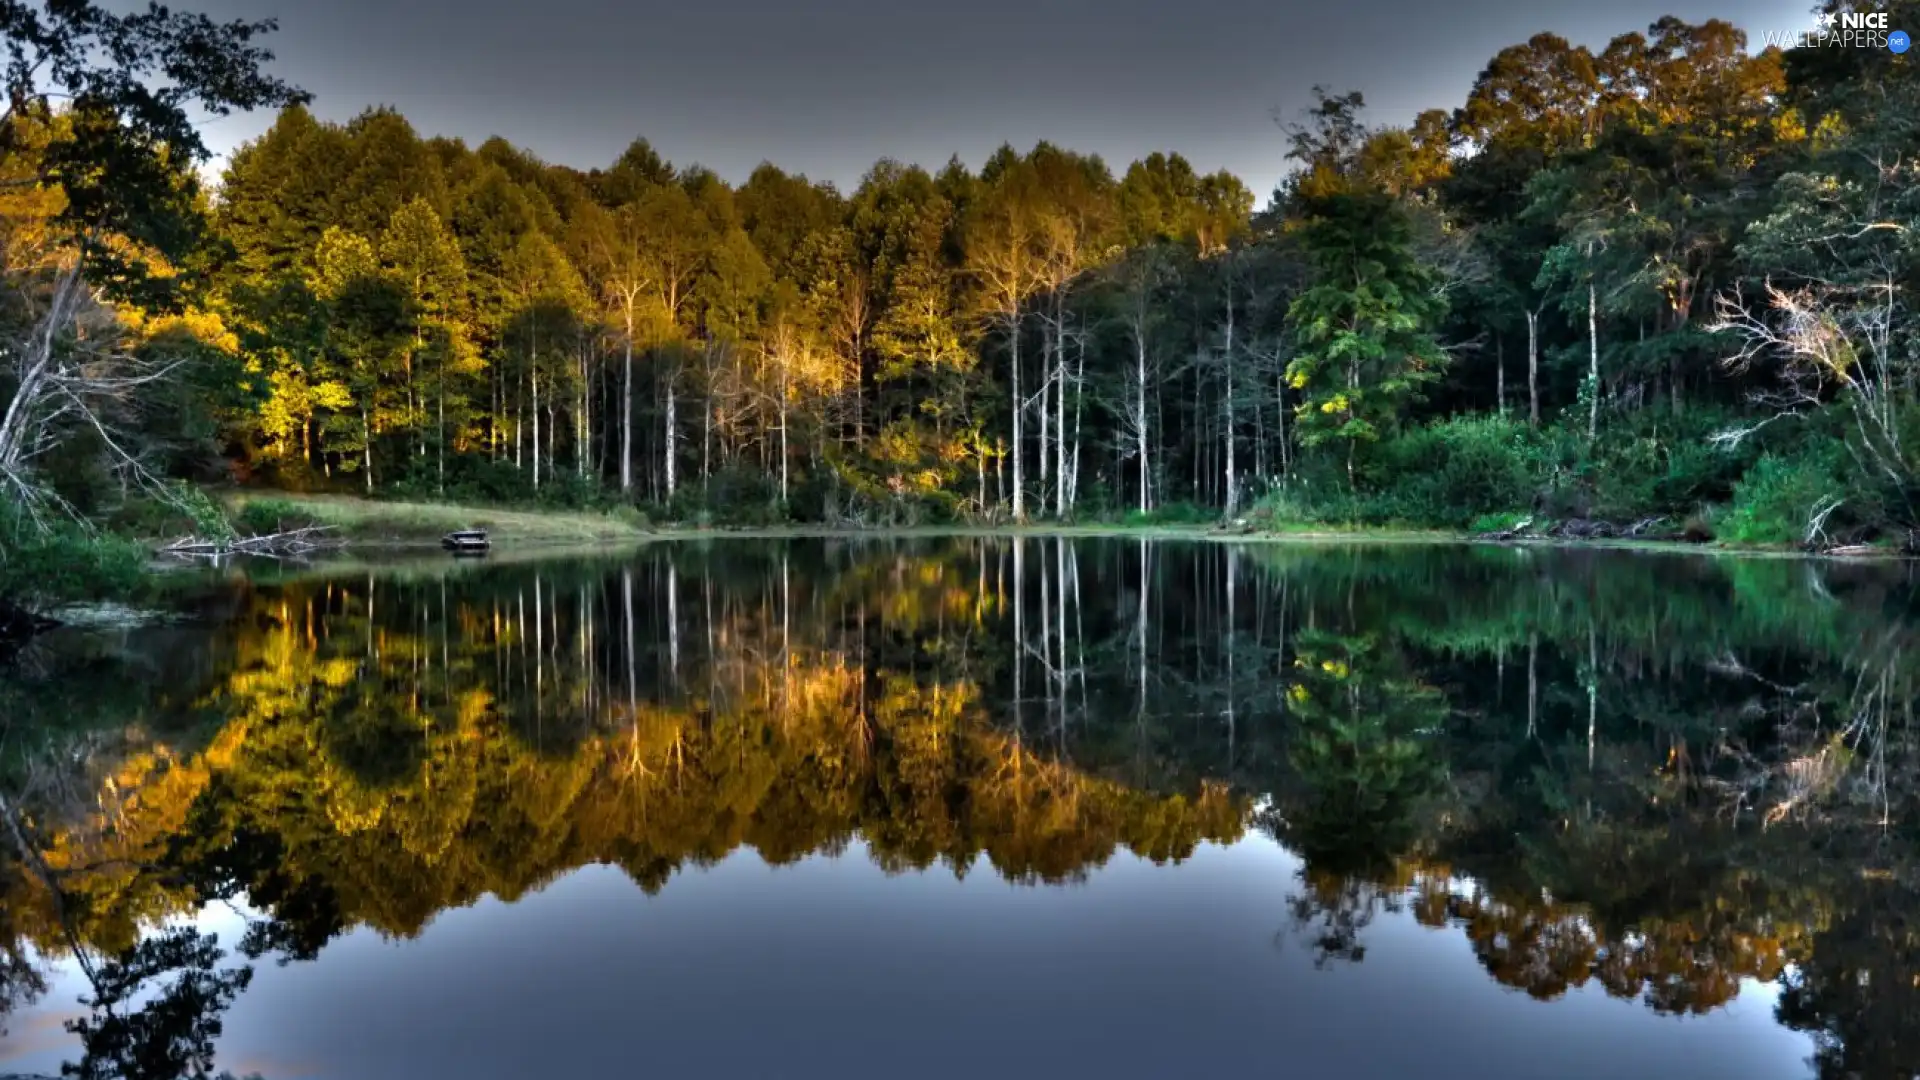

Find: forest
[1,0,1919,581]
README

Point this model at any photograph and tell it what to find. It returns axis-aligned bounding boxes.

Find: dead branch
[159,525,342,559]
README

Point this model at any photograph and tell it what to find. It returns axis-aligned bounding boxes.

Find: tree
[311,227,406,490]
[964,156,1045,519]
[1286,189,1447,486]
[381,199,470,490]
[1280,91,1447,487]
[0,0,304,507]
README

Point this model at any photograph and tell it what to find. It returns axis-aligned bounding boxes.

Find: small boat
[441,529,490,553]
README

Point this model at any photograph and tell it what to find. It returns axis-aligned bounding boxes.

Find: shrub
[1723,450,1853,545]
[1468,511,1530,534]
[1343,415,1543,528]
[0,501,149,607]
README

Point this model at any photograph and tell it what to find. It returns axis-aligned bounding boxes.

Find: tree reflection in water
[1,538,1917,1078]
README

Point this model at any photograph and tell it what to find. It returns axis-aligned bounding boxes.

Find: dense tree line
[6,1,1916,539]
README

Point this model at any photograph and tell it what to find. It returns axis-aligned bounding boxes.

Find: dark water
[2,537,1917,1079]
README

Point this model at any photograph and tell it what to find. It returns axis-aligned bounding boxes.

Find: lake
[1,537,1915,1079]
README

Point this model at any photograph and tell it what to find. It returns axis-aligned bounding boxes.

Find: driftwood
[1476,516,1675,544]
[1475,517,1534,543]
[160,525,342,559]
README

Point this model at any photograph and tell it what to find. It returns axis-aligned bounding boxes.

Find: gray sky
[176,0,1814,203]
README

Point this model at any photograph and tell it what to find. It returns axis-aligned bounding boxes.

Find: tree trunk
[621,312,634,493]
[778,378,789,504]
[1587,282,1599,443]
[1496,335,1506,418]
[1054,310,1067,519]
[664,371,677,499]
[1135,328,1150,514]
[1010,314,1024,521]
[1223,288,1236,518]
[1526,309,1540,428]
[437,338,446,494]
[1068,329,1084,514]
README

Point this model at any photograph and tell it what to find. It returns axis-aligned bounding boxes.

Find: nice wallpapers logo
[1762,9,1910,50]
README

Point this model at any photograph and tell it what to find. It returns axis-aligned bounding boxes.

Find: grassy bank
[222,491,1908,557]
[222,492,653,547]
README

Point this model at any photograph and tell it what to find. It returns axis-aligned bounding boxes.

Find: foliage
[11,1,1920,557]
[1723,449,1854,546]
[0,501,149,608]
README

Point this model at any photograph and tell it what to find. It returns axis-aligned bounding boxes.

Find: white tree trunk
[1526,309,1540,428]
[1010,317,1023,520]
[1587,282,1600,442]
[1054,318,1066,519]
[1496,335,1506,419]
[1222,288,1237,517]
[621,310,634,493]
[1135,332,1150,514]
[664,382,677,498]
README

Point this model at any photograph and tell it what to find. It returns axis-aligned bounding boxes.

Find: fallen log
[161,525,342,559]
[1474,517,1534,543]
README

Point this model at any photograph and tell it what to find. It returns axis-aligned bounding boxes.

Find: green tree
[1285,172,1446,486]
[381,199,472,490]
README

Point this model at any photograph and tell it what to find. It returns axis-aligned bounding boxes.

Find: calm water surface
[1,538,1916,1079]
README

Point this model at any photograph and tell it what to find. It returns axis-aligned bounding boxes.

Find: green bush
[0,502,150,607]
[1372,415,1543,527]
[1723,450,1852,545]
[1468,511,1531,533]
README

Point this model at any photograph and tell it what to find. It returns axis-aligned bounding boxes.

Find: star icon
[1817,11,1836,25]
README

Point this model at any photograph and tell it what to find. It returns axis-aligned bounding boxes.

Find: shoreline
[211,492,1915,562]
[18,514,1908,630]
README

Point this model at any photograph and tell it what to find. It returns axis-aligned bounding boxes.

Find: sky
[171,0,1815,203]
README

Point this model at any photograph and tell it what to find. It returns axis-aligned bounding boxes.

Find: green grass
[221,492,653,546]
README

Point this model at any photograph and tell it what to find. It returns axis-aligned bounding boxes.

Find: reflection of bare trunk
[1055,537,1068,743]
[1527,632,1538,738]
[781,551,791,715]
[1137,537,1148,745]
[668,558,680,686]
[535,574,545,739]
[1225,546,1237,765]
[1013,537,1025,734]
[1587,621,1598,770]
[623,568,637,722]
[1039,543,1053,726]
